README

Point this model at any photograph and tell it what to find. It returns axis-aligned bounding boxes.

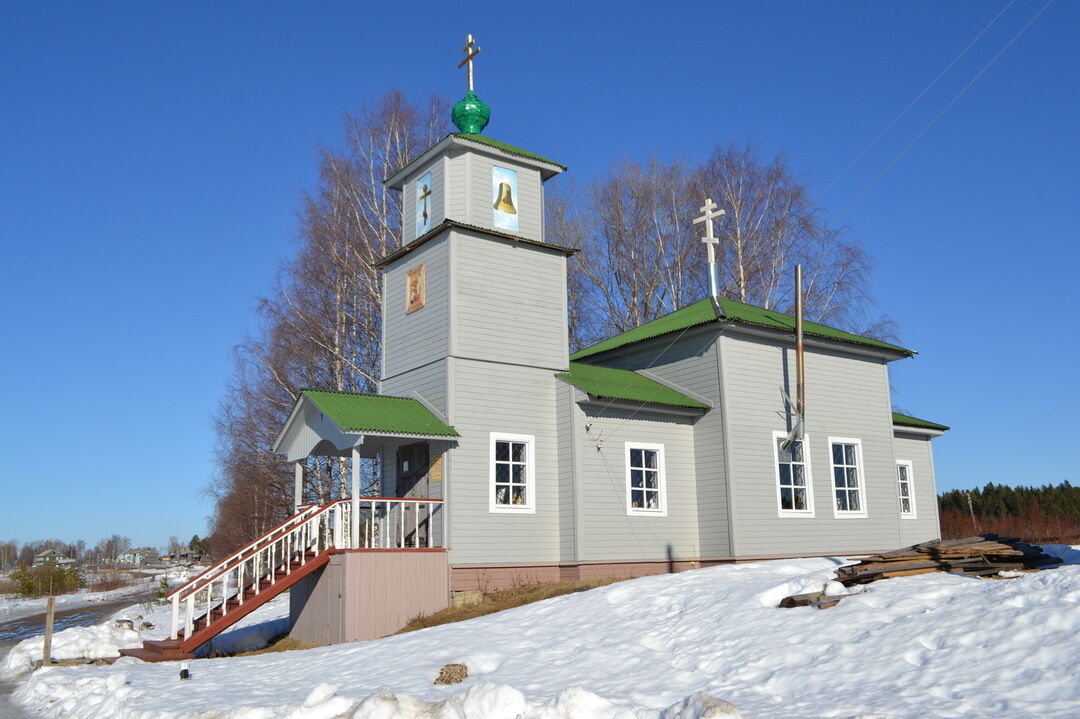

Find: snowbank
[12,555,1080,718]
[1,592,289,679]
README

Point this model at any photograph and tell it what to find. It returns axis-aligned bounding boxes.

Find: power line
[822,0,1017,200]
[840,0,1054,216]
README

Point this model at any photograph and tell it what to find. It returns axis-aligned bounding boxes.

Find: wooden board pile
[779,534,1061,609]
[836,534,1061,587]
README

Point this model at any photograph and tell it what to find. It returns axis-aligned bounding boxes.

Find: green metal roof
[571,297,914,361]
[892,412,949,432]
[557,362,709,410]
[302,390,459,437]
[452,133,566,170]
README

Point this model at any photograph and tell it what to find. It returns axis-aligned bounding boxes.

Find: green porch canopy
[302,390,459,437]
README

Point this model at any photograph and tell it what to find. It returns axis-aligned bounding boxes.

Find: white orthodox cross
[458,34,481,91]
[693,198,725,262]
[693,197,726,300]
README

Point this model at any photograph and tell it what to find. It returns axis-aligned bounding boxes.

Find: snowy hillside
[12,549,1080,718]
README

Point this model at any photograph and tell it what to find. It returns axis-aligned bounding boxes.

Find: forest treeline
[205,89,895,556]
[939,481,1080,543]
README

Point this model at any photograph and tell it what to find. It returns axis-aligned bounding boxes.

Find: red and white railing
[168,496,444,641]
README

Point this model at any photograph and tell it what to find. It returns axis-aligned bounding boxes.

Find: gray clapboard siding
[382,235,450,381]
[720,330,908,556]
[444,358,562,565]
[381,358,448,417]
[556,381,578,561]
[575,405,699,561]
[893,432,942,546]
[400,156,446,242]
[586,326,731,557]
[445,151,468,224]
[465,153,543,241]
[452,229,569,371]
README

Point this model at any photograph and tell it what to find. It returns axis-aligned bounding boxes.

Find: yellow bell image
[493,182,517,214]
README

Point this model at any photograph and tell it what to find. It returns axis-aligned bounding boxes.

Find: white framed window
[489,433,535,513]
[625,442,667,516]
[829,437,867,518]
[896,460,916,519]
[772,431,815,517]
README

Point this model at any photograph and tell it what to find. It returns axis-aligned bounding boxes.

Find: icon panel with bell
[493,182,517,214]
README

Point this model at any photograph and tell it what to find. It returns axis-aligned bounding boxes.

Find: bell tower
[377,35,574,566]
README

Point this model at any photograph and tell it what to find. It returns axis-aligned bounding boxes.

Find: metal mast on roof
[781,264,806,449]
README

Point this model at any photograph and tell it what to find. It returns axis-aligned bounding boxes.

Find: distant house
[163,550,202,564]
[33,549,76,567]
[117,547,159,567]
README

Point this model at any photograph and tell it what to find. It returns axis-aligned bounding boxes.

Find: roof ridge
[451,133,567,170]
[571,295,913,360]
[301,388,419,402]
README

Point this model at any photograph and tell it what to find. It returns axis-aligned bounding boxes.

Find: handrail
[167,502,327,600]
[168,496,445,642]
[171,501,338,601]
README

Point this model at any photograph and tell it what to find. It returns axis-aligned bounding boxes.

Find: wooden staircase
[121,549,331,662]
[118,496,444,663]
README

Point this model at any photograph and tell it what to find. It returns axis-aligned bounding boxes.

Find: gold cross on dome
[457,34,481,92]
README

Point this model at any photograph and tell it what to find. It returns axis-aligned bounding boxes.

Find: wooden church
[126,37,949,660]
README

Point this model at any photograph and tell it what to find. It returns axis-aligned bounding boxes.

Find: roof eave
[575,393,709,417]
[373,219,579,268]
[449,134,565,179]
[384,134,565,190]
[721,320,915,361]
[893,424,948,438]
[384,136,455,189]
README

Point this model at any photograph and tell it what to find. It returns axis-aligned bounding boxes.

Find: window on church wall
[773,431,815,517]
[626,443,667,516]
[830,438,867,518]
[489,433,535,513]
[897,460,916,518]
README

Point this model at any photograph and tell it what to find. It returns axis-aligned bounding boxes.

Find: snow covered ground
[0,567,185,624]
[10,547,1080,719]
[1,591,291,680]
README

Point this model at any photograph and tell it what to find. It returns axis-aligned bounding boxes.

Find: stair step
[119,647,196,663]
[142,639,186,655]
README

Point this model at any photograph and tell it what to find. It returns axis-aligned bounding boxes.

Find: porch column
[294,461,304,512]
[351,447,361,549]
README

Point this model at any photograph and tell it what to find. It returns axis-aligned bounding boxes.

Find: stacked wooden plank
[836,534,1061,587]
[778,535,1063,609]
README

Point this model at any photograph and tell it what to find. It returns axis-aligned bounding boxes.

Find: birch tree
[208,91,449,555]
[550,145,893,350]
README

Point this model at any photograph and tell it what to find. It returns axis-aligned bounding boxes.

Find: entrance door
[396,443,430,547]
[396,443,429,498]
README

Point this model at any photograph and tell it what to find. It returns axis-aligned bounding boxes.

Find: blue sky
[1,1,1076,549]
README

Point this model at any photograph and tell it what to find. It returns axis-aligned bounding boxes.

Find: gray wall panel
[444,358,562,565]
[585,328,731,557]
[452,230,569,371]
[576,406,699,561]
[893,432,942,546]
[382,235,450,380]
[720,331,911,556]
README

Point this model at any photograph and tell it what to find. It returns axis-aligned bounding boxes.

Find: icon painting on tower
[492,166,518,232]
[415,172,433,237]
[406,264,426,314]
